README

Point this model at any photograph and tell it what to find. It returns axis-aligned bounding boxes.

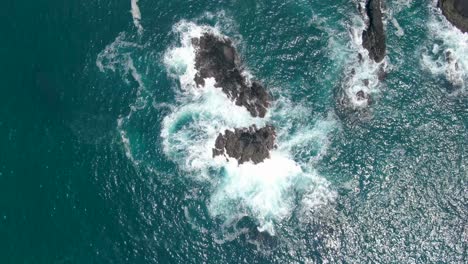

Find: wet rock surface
[192,32,276,164]
[454,0,468,17]
[192,33,270,118]
[439,0,468,33]
[213,125,276,164]
[362,0,386,63]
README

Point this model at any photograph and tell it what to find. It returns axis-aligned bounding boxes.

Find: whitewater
[91,0,467,262]
[161,21,337,234]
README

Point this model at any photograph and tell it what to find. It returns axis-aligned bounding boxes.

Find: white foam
[421,4,468,92]
[161,21,337,234]
[278,115,337,163]
[131,0,143,34]
[163,21,223,96]
[210,153,301,234]
[161,81,264,175]
[391,17,405,37]
[118,117,137,164]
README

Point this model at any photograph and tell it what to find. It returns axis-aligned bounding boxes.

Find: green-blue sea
[1,0,467,263]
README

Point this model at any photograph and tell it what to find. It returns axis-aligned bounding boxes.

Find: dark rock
[356,90,372,105]
[192,33,270,118]
[377,64,387,81]
[445,50,454,63]
[359,91,372,106]
[356,90,366,100]
[362,0,386,63]
[358,53,363,63]
[439,0,468,33]
[455,0,468,17]
[234,216,279,249]
[212,125,276,164]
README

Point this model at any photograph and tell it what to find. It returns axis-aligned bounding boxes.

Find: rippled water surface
[1,0,466,263]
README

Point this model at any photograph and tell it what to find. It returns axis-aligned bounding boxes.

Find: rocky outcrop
[362,0,386,63]
[439,0,468,33]
[192,33,270,118]
[192,33,275,164]
[337,0,386,112]
[213,125,276,164]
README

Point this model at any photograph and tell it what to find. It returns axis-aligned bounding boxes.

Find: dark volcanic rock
[455,0,468,18]
[213,125,276,164]
[192,33,270,118]
[455,0,468,17]
[362,0,386,63]
[439,0,468,33]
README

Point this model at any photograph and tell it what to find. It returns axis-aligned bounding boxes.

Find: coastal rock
[438,0,468,33]
[192,33,270,118]
[213,125,276,164]
[362,0,386,63]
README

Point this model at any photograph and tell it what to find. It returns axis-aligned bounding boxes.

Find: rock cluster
[191,32,275,164]
[192,33,270,118]
[213,125,276,164]
[362,0,386,63]
[439,0,468,33]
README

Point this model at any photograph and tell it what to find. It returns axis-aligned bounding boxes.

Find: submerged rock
[439,0,468,33]
[213,125,276,164]
[192,33,270,118]
[362,0,386,63]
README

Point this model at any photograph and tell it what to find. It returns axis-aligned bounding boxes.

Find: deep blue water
[1,0,467,263]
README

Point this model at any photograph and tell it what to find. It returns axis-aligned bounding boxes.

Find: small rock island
[212,125,276,165]
[191,32,275,164]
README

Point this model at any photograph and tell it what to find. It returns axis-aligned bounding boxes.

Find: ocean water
[1,0,467,263]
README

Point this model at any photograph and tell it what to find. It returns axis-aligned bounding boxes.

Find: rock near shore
[192,33,270,118]
[362,0,386,63]
[213,125,276,164]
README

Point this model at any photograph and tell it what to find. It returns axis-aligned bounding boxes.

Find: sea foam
[421,3,467,93]
[131,0,143,34]
[340,8,388,109]
[162,21,336,234]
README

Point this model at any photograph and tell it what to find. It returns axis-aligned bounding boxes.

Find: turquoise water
[1,0,467,263]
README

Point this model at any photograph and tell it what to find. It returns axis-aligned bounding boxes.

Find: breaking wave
[338,0,388,109]
[421,2,467,93]
[162,21,337,234]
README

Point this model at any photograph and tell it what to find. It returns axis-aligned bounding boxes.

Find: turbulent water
[1,0,467,263]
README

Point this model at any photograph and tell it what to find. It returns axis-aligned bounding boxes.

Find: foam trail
[96,33,142,73]
[131,0,143,34]
[96,33,148,164]
[162,21,336,234]
[117,117,137,164]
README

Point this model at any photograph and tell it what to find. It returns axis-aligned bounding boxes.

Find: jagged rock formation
[439,0,468,33]
[362,0,386,63]
[192,33,270,118]
[192,33,275,164]
[338,0,386,112]
[213,125,276,164]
